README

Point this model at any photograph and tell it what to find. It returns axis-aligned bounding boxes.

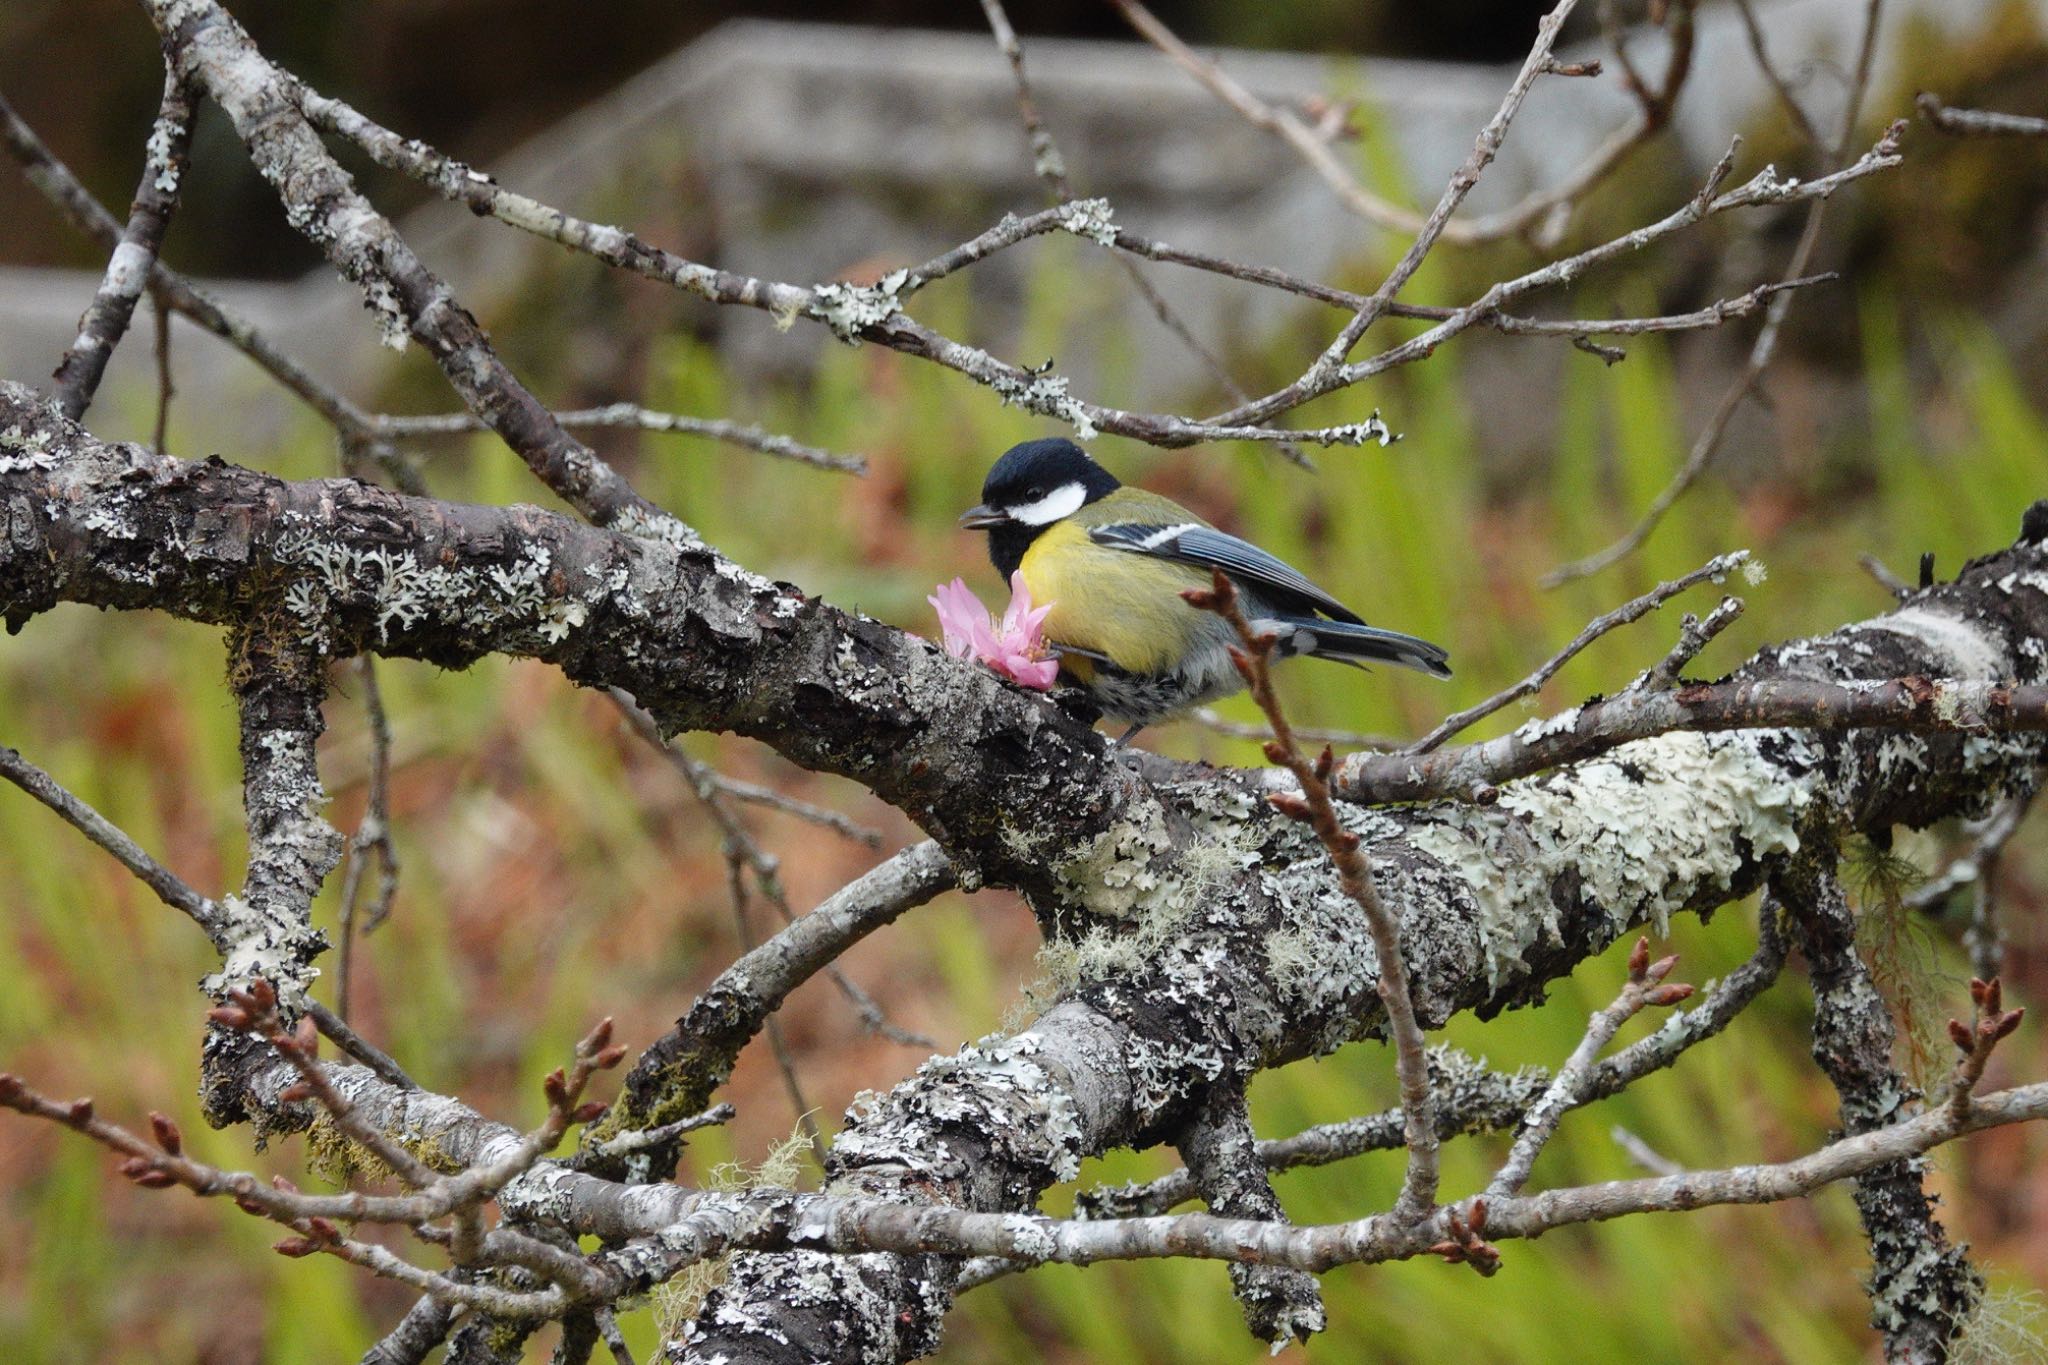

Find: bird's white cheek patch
[1011,482,1088,525]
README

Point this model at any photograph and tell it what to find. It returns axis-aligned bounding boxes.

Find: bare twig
[380,405,865,474]
[1186,571,1439,1220]
[0,741,225,943]
[1731,0,1824,145]
[1189,707,1398,750]
[1640,595,1746,690]
[1486,937,1694,1199]
[1544,1,1894,586]
[150,286,174,452]
[1917,92,2048,139]
[608,690,923,1044]
[1112,0,1692,247]
[1609,1125,1685,1176]
[1405,550,1750,754]
[979,0,1310,467]
[337,655,401,1021]
[1860,553,1913,601]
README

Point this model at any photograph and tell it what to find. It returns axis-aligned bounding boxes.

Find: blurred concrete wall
[2,0,2040,451]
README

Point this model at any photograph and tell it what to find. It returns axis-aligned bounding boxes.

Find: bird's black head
[960,438,1121,579]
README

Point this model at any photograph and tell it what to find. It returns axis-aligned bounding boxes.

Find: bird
[959,437,1450,735]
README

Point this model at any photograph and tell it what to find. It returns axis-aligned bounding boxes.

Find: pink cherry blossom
[928,573,1059,690]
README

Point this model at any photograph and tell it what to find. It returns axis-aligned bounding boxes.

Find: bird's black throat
[986,521,1042,581]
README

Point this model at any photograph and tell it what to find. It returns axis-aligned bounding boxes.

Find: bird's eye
[1026,485,1045,499]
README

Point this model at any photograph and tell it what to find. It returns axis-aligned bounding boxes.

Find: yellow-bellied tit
[960,437,1450,733]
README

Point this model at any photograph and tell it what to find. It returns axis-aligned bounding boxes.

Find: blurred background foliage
[3,1,2048,1362]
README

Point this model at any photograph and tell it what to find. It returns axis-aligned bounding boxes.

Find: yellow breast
[1018,521,1206,676]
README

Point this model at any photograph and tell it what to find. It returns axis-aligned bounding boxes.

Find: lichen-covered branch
[1336,674,2048,804]
[4,379,2045,1360]
[1174,1085,1326,1346]
[1776,867,1984,1360]
[143,0,672,533]
[49,69,194,420]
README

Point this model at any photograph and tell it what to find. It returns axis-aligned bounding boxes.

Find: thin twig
[0,741,225,943]
[150,286,174,453]
[379,405,864,475]
[1405,550,1749,754]
[1731,0,1824,145]
[1190,707,1398,750]
[1186,571,1440,1220]
[337,655,401,1021]
[1486,937,1694,1199]
[51,70,194,420]
[1917,92,2048,139]
[1860,553,1913,601]
[609,689,924,1044]
[979,0,1310,467]
[1640,595,1746,690]
[1544,0,1892,586]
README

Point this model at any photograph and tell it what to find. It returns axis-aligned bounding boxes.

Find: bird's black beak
[959,504,1009,531]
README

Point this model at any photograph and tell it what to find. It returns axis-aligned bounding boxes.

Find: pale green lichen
[1405,731,1813,989]
[807,271,908,344]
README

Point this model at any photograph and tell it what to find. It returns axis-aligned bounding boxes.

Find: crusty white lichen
[991,368,1098,440]
[1054,197,1118,247]
[1404,730,1815,989]
[835,1030,1086,1184]
[807,270,908,344]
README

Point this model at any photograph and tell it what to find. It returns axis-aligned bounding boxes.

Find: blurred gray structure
[1,0,2040,449]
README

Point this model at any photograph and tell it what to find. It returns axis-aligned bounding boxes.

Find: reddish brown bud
[542,1068,569,1107]
[1314,746,1335,782]
[1626,937,1650,980]
[149,1112,183,1155]
[65,1097,94,1125]
[207,1006,251,1031]
[0,1074,21,1102]
[1268,792,1313,821]
[271,1174,300,1193]
[306,1217,338,1242]
[131,1169,178,1189]
[1994,1008,2025,1042]
[1646,954,1680,984]
[571,1102,609,1125]
[1948,1019,1975,1053]
[1261,740,1289,767]
[277,1082,314,1105]
[584,1018,615,1053]
[1643,983,1695,1007]
[118,1157,153,1180]
[272,1236,319,1258]
[1179,587,1219,609]
[236,1196,267,1216]
[1466,1199,1488,1233]
[594,1044,628,1070]
[293,1015,319,1057]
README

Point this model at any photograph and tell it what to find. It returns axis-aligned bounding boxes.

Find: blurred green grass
[1,248,2045,1364]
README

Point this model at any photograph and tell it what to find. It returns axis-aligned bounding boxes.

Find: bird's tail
[1272,617,1452,679]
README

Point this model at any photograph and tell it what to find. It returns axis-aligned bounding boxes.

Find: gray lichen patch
[1405,730,1815,990]
[835,1030,1085,1188]
[807,271,908,344]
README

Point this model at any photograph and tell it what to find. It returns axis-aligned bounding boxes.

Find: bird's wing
[1085,522,1364,625]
